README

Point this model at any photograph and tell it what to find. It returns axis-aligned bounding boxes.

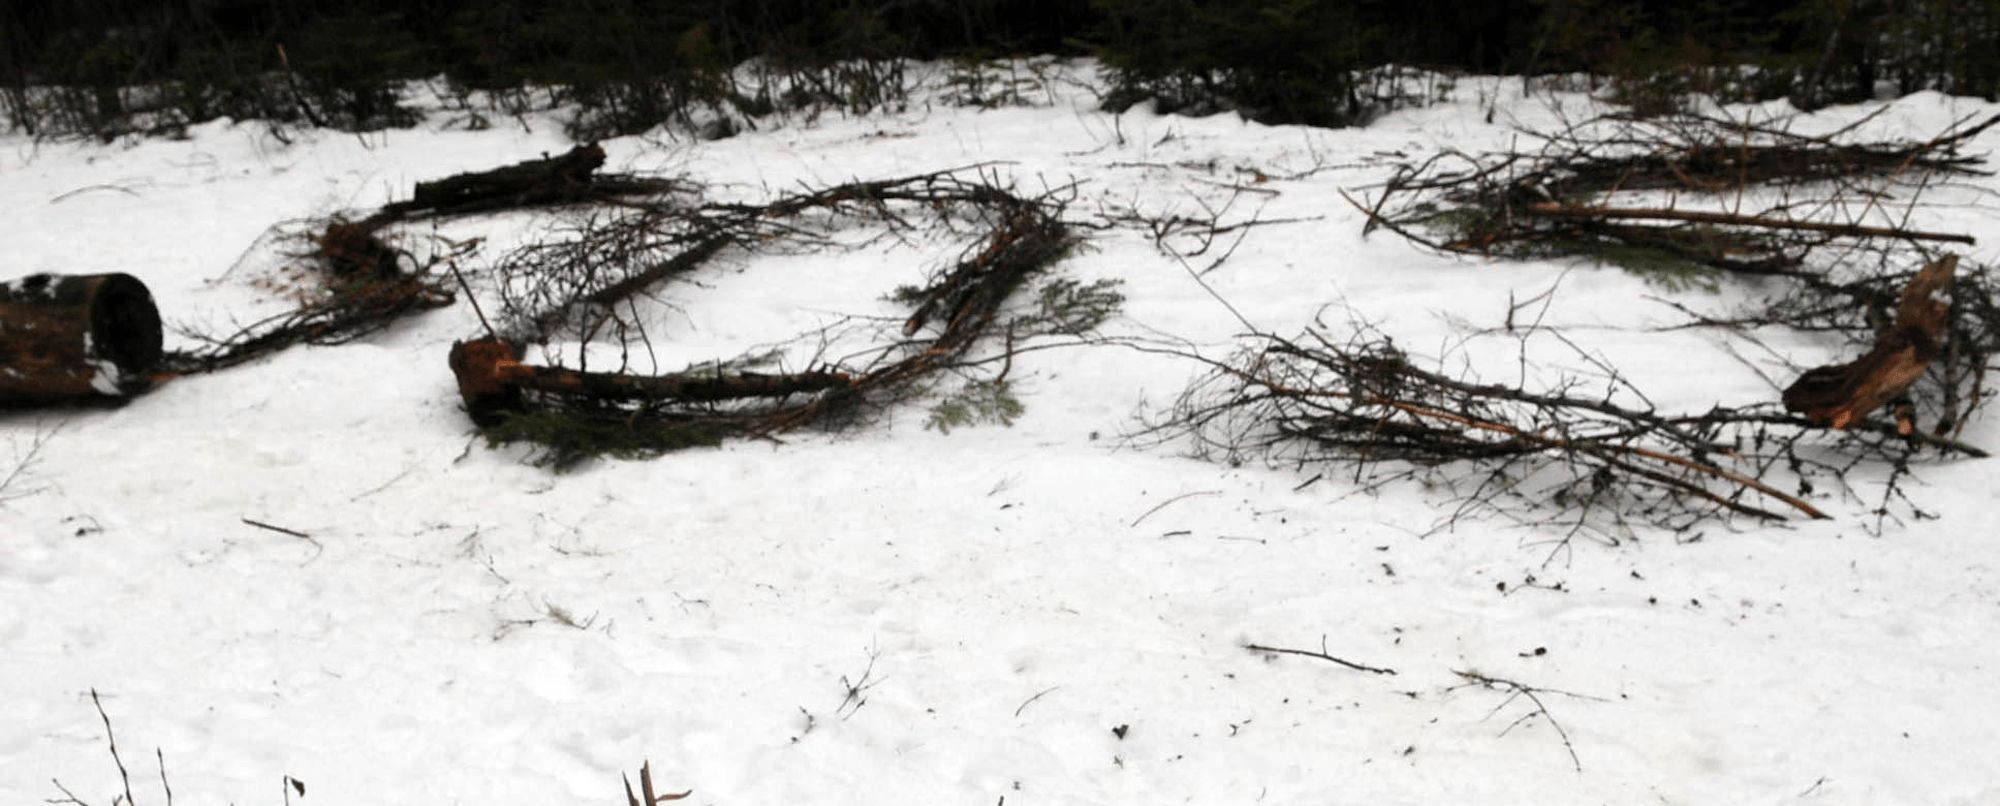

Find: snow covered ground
[5,63,2000,805]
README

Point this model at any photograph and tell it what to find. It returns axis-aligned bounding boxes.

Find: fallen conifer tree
[450,166,1084,467]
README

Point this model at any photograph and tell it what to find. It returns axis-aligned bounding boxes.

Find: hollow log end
[0,272,162,400]
[90,273,164,377]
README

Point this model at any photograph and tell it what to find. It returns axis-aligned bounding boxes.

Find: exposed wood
[0,272,162,401]
[1784,254,1957,429]
[1526,202,1976,245]
[447,337,527,427]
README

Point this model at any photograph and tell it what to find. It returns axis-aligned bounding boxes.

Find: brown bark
[1526,202,1977,245]
[386,143,609,217]
[449,336,852,426]
[448,337,527,427]
[1783,254,1957,429]
[0,273,162,401]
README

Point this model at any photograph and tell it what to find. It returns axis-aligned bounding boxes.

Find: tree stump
[0,272,163,402]
[1783,254,1956,431]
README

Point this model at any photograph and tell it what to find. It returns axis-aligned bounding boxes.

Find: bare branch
[1245,638,1397,676]
[1525,202,1974,244]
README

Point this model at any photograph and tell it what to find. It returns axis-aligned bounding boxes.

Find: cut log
[1783,254,1956,430]
[448,335,851,427]
[386,143,608,217]
[447,336,527,427]
[0,273,163,402]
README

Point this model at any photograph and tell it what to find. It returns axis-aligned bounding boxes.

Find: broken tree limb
[463,167,1076,465]
[1784,254,1957,430]
[1525,202,1976,245]
[0,272,162,401]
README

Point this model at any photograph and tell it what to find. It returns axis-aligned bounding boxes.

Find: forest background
[2,0,1982,140]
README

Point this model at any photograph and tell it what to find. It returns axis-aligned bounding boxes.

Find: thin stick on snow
[91,689,136,806]
[1130,489,1222,527]
[1015,686,1060,717]
[1244,637,1397,675]
[241,517,311,538]
[1452,670,1604,773]
[242,517,325,564]
[1523,202,1975,244]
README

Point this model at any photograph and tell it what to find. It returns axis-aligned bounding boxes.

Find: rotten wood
[0,272,162,401]
[1784,254,1957,430]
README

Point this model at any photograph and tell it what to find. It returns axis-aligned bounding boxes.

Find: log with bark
[448,336,852,427]
[0,272,163,402]
[1524,202,1977,245]
[383,143,609,218]
[1783,254,1957,431]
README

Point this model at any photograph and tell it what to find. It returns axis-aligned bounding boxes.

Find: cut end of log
[448,336,526,427]
[89,273,165,372]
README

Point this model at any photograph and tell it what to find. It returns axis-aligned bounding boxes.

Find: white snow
[6,65,2000,805]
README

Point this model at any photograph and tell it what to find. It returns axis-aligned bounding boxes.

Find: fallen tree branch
[1350,393,1826,520]
[460,166,1081,466]
[1525,202,1975,245]
[1451,670,1599,773]
[1137,308,1976,537]
[1244,638,1397,675]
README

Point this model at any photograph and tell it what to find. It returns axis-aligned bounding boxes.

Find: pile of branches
[450,166,1076,466]
[1354,110,1998,279]
[162,144,683,374]
[1151,313,1997,546]
[1152,110,2000,536]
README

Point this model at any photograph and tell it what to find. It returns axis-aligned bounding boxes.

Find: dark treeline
[2,0,1995,138]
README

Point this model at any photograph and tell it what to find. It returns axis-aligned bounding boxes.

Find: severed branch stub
[1784,254,1957,433]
